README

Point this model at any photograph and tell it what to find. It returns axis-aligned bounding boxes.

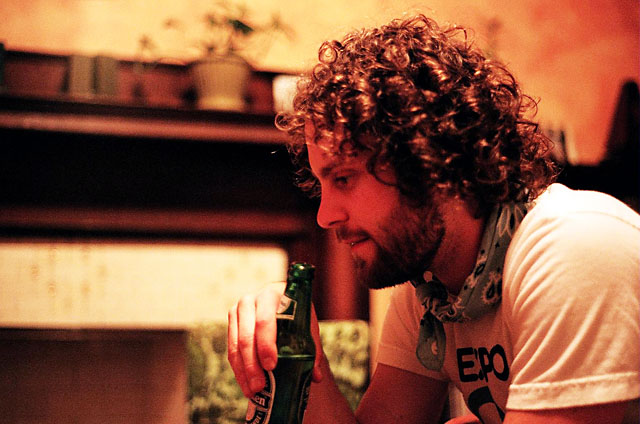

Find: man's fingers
[228,282,313,398]
[254,287,281,371]
[236,293,265,395]
[228,303,253,397]
[227,283,285,398]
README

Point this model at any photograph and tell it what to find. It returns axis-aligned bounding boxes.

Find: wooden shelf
[0,49,287,143]
[0,205,312,238]
[0,92,316,242]
[0,92,287,143]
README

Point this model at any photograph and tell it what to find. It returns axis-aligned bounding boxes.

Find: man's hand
[227,282,324,398]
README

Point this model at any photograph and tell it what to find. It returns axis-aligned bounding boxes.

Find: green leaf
[228,18,254,35]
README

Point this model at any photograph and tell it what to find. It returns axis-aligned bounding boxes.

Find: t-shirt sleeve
[502,201,640,410]
[376,283,447,381]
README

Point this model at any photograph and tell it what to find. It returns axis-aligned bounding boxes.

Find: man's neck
[430,198,486,295]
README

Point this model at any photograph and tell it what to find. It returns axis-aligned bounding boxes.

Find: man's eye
[334,175,352,187]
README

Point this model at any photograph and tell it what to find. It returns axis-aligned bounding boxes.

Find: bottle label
[245,370,275,424]
[275,294,296,320]
[245,357,314,424]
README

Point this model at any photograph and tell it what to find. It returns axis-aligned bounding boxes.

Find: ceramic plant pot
[191,56,250,111]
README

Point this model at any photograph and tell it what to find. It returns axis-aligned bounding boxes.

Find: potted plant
[143,1,293,111]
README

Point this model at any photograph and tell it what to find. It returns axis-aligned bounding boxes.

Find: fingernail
[263,358,276,370]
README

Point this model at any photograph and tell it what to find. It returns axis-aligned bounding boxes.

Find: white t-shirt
[377,184,640,422]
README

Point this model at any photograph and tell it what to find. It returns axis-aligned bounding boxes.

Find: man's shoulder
[503,183,640,296]
[525,183,640,229]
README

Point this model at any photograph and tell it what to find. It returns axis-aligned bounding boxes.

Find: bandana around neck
[412,202,528,371]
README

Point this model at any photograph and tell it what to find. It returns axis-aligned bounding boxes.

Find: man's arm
[355,363,449,424]
[305,359,449,423]
[302,351,358,422]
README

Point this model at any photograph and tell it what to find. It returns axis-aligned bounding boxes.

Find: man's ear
[371,158,397,186]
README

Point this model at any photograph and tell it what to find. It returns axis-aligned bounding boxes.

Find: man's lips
[346,238,368,247]
[337,232,369,247]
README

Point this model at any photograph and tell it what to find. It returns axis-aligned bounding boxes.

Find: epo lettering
[457,345,509,383]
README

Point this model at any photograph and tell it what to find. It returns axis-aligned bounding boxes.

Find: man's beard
[352,201,445,289]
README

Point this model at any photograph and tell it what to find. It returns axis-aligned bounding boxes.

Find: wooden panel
[0,129,312,212]
[0,329,187,424]
[0,93,286,143]
[0,207,311,237]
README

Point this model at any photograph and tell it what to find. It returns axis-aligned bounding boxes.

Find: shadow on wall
[558,79,639,211]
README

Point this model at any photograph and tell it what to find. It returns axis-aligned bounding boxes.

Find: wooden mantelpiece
[0,93,287,144]
[0,108,315,240]
[0,89,313,234]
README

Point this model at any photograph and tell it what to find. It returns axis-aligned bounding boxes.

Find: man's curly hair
[276,14,557,214]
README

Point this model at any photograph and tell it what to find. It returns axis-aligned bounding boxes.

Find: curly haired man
[228,15,639,423]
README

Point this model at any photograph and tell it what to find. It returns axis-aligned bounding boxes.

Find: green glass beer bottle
[245,262,316,424]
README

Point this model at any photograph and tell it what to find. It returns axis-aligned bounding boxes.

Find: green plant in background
[141,0,294,63]
[188,324,247,424]
[186,321,370,423]
[172,1,292,59]
[134,1,294,108]
[318,320,370,411]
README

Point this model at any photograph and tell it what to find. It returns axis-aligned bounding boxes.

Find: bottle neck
[282,279,312,330]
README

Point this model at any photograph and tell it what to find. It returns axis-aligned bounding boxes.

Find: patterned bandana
[412,202,528,371]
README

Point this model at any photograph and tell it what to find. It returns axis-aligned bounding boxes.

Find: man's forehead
[306,138,343,171]
[304,120,345,150]
[305,128,367,179]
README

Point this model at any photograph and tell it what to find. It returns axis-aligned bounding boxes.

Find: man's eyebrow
[313,153,363,180]
[317,162,339,179]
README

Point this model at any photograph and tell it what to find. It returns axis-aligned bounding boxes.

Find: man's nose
[316,193,348,229]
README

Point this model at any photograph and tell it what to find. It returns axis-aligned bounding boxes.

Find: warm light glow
[0,240,288,328]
